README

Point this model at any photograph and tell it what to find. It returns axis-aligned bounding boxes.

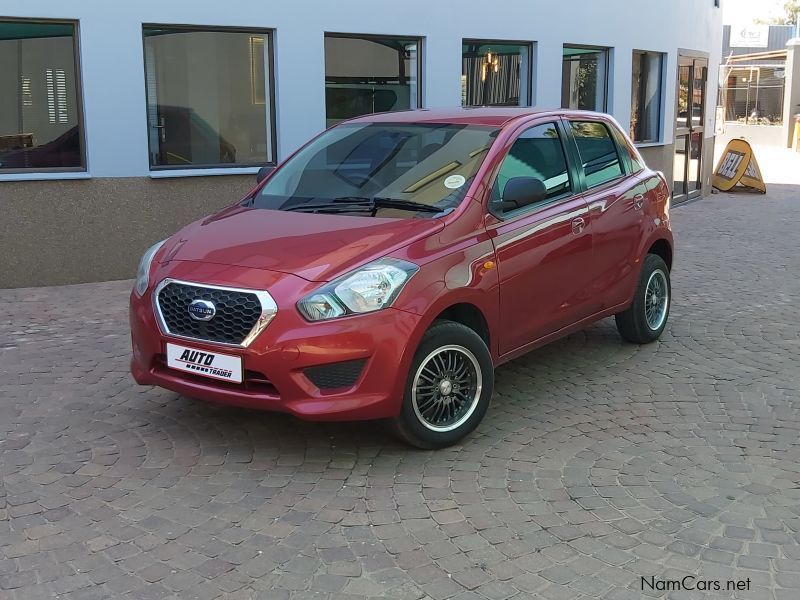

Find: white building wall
[0,0,723,180]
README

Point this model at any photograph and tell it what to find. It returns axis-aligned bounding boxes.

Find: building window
[462,40,531,107]
[630,51,664,143]
[325,34,420,127]
[143,26,275,169]
[561,46,609,111]
[569,121,624,188]
[0,20,84,172]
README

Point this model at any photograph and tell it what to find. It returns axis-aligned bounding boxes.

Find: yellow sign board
[712,139,766,193]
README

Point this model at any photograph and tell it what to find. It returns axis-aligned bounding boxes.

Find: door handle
[633,194,645,210]
[155,116,166,143]
[571,217,586,235]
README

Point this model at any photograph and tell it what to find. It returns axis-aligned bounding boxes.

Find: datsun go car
[130,108,673,448]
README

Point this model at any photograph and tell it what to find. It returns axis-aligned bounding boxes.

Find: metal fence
[720,65,785,125]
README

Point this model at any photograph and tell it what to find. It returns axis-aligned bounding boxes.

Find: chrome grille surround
[153,278,277,348]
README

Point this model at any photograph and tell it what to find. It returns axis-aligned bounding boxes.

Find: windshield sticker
[444,174,466,189]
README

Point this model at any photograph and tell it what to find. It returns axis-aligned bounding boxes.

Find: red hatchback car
[130,108,673,448]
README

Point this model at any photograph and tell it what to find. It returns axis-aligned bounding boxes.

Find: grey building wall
[0,176,254,288]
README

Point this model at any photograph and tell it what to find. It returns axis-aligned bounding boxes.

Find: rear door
[564,117,646,310]
[485,120,594,355]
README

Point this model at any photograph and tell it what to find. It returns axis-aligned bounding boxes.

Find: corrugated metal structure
[722,24,795,60]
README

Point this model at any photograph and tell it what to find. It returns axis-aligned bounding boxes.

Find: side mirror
[498,177,547,212]
[256,166,275,184]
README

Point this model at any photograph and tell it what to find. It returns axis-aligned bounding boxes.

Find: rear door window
[569,121,624,188]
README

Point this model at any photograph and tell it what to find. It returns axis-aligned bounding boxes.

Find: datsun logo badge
[187,299,216,321]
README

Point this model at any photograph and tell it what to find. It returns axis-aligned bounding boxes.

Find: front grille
[156,281,264,346]
[304,358,367,391]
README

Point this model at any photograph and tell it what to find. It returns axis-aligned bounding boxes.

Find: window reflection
[630,51,664,143]
[676,65,691,129]
[143,27,273,168]
[462,41,531,107]
[562,46,609,111]
[692,64,707,127]
[493,123,571,204]
[0,20,84,171]
[570,121,623,188]
[325,35,420,127]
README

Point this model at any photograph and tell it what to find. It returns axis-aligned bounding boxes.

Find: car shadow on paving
[1,184,800,599]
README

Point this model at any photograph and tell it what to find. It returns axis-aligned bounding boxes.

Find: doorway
[673,53,708,202]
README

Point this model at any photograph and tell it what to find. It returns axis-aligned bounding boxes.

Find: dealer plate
[166,343,243,383]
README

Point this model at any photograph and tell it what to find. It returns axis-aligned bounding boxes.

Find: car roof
[342,107,552,127]
[342,107,614,128]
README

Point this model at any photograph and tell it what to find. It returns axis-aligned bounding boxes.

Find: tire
[390,320,494,449]
[615,254,671,344]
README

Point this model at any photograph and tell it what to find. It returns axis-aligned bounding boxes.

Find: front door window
[491,122,572,211]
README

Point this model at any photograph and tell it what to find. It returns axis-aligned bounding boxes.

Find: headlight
[134,240,166,296]
[297,258,418,321]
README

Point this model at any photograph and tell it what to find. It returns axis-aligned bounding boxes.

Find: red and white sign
[166,343,243,383]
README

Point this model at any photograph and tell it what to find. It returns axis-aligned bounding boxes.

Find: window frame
[461,38,533,107]
[487,119,579,221]
[563,117,630,193]
[561,44,610,112]
[609,124,641,175]
[0,17,87,175]
[630,49,665,145]
[141,23,278,172]
[323,31,424,122]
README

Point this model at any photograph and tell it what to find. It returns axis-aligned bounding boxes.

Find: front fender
[392,240,501,370]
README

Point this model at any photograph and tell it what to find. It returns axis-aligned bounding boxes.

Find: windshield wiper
[335,196,444,214]
[283,202,373,214]
[283,196,445,216]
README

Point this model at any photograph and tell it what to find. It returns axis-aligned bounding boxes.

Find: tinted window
[612,127,645,174]
[492,122,571,205]
[570,121,624,187]
[462,41,531,107]
[562,46,609,111]
[143,27,274,168]
[325,35,420,127]
[0,20,84,171]
[631,50,664,143]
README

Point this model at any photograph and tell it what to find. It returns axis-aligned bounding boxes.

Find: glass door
[673,55,707,202]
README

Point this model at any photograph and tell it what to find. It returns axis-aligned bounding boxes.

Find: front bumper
[129,270,422,421]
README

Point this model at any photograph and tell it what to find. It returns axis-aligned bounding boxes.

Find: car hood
[164,205,444,282]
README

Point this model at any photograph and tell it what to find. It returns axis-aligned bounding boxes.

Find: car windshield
[251,122,499,218]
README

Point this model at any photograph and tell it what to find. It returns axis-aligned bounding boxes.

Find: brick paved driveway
[2,182,800,600]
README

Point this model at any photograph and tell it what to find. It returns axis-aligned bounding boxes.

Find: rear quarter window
[611,125,645,174]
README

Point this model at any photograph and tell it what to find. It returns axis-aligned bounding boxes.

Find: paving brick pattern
[2,186,800,599]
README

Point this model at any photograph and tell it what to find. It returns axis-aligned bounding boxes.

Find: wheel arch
[647,238,673,271]
[433,302,491,351]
